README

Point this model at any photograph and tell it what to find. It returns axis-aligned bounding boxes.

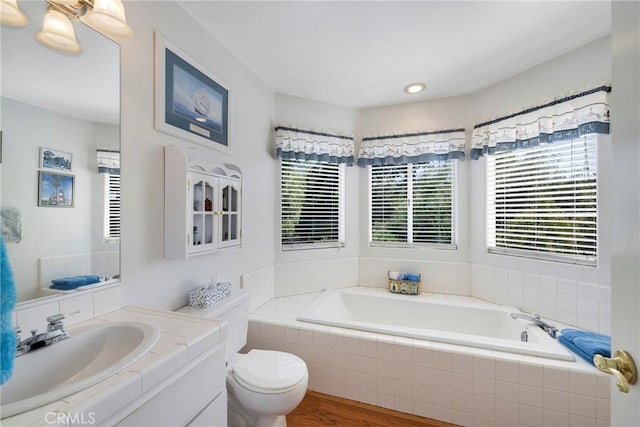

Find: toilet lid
[232,350,307,392]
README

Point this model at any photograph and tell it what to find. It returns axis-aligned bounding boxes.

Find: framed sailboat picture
[155,33,230,153]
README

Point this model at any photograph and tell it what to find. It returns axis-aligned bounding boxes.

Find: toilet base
[255,415,287,427]
[228,390,289,427]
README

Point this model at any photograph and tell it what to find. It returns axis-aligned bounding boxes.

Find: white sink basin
[1,321,160,418]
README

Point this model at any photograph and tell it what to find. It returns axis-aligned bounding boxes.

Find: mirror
[0,1,120,303]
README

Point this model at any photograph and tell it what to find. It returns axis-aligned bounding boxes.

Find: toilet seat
[231,350,307,394]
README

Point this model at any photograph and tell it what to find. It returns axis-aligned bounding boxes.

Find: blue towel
[558,328,611,366]
[1,237,17,385]
[405,273,421,282]
[50,275,101,290]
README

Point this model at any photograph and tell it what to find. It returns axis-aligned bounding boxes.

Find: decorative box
[188,282,232,308]
[388,271,421,295]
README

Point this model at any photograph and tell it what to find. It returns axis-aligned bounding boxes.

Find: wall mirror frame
[0,1,121,304]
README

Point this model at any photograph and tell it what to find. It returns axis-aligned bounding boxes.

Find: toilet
[178,290,308,427]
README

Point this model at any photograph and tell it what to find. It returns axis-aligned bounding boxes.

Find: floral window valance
[357,128,466,166]
[275,126,355,165]
[470,85,611,160]
[97,149,120,174]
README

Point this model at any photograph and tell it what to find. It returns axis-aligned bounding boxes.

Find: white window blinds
[104,173,121,242]
[370,161,456,246]
[281,159,345,249]
[487,136,597,264]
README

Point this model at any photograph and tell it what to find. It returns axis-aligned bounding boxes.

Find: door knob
[594,350,637,393]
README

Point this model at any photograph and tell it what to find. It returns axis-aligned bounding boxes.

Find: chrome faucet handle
[46,310,79,332]
[46,310,79,323]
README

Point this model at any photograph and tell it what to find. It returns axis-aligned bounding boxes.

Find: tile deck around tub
[246,287,610,427]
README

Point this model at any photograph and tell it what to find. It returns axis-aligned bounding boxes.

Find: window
[486,136,597,265]
[104,173,121,242]
[281,159,345,249]
[369,160,456,247]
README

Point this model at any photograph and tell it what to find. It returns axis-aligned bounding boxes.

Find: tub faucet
[15,311,76,356]
[510,312,559,338]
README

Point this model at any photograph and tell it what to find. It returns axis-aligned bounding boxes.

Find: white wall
[469,36,612,333]
[272,93,359,296]
[350,36,612,332]
[119,2,275,309]
[1,98,118,301]
[9,4,612,331]
[357,96,473,295]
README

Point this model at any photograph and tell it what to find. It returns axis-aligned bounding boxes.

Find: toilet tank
[177,289,250,361]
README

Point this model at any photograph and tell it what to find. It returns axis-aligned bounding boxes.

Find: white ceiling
[179,1,611,109]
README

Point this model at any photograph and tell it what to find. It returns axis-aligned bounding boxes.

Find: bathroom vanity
[2,306,228,427]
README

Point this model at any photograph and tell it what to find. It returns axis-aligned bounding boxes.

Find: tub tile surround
[3,306,226,427]
[470,264,612,335]
[274,257,359,297]
[359,258,471,296]
[245,288,610,427]
[241,265,275,311]
[266,258,608,334]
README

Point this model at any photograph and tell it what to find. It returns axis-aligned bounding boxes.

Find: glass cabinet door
[190,173,217,252]
[218,177,241,248]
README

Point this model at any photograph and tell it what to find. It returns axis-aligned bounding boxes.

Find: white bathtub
[297,288,575,361]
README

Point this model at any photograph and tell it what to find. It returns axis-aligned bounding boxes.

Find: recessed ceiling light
[404,82,426,94]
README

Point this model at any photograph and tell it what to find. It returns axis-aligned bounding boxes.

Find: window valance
[470,85,611,160]
[275,126,354,165]
[357,129,466,166]
[97,149,120,174]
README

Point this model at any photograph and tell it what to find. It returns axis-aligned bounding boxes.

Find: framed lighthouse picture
[155,33,230,154]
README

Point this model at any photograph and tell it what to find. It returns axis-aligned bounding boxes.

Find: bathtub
[297,288,575,361]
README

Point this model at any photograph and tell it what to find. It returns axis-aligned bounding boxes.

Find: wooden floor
[287,391,456,427]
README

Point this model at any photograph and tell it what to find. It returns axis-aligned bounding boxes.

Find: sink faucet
[510,312,559,338]
[16,311,77,356]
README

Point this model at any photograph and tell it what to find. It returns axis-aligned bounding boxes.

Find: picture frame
[39,147,72,171]
[38,171,74,207]
[155,33,230,154]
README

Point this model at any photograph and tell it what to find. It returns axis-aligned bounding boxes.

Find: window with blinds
[281,159,345,249]
[104,173,121,242]
[370,161,456,247]
[486,136,598,265]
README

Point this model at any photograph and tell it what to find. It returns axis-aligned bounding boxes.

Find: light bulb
[404,83,426,94]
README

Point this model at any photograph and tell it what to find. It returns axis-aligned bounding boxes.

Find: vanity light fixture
[404,82,426,94]
[0,0,132,55]
[0,0,29,26]
[36,8,81,54]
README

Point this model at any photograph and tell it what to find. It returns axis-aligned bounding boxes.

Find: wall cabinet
[165,145,242,259]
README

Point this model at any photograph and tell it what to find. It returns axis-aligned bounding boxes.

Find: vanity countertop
[3,306,227,426]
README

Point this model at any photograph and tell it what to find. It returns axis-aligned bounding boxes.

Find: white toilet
[179,290,308,427]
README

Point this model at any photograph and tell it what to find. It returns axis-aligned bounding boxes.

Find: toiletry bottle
[193,226,200,245]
